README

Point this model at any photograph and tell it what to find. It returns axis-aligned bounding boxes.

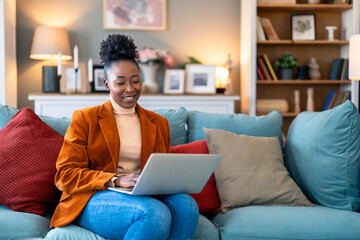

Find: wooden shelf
[257,112,298,117]
[257,4,352,12]
[257,80,351,85]
[257,40,349,45]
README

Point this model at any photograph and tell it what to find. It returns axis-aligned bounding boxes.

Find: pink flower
[138,48,174,68]
[163,55,174,68]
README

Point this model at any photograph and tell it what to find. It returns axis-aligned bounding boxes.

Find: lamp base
[42,66,59,93]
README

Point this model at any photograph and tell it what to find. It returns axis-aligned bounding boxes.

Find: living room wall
[16,0,240,109]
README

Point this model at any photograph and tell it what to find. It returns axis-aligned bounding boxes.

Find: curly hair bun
[99,34,139,63]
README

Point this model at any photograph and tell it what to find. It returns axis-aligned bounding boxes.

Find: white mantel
[28,93,240,119]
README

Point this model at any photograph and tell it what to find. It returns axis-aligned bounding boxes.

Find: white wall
[0,0,17,108]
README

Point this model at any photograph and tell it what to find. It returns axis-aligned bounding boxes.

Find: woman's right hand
[115,173,140,188]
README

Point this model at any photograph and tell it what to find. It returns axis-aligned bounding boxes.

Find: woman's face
[105,60,142,109]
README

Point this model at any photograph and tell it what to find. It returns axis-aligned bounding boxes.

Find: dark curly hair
[99,34,139,79]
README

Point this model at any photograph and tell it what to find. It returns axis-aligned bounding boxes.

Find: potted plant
[275,53,298,80]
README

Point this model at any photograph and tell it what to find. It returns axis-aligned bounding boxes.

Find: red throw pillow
[0,108,63,216]
[171,139,221,218]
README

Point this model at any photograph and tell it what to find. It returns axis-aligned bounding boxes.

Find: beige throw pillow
[204,127,312,213]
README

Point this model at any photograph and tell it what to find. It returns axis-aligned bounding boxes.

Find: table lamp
[30,26,71,92]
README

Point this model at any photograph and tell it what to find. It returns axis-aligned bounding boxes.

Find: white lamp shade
[30,26,72,61]
[349,34,360,81]
[215,66,229,88]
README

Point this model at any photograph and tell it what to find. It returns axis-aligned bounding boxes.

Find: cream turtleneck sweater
[109,95,142,176]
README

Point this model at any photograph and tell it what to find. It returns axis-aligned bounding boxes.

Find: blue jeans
[76,190,199,240]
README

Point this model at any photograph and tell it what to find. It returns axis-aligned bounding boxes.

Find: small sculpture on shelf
[308,57,321,80]
[325,26,337,41]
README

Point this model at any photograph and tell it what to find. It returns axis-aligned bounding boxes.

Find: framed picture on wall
[163,69,185,94]
[60,62,89,94]
[103,0,167,30]
[91,65,107,93]
[185,64,216,94]
[291,14,316,40]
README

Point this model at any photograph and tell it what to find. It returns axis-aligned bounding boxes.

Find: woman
[50,34,199,240]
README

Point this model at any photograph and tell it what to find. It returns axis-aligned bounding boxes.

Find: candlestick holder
[74,68,79,94]
[224,54,234,95]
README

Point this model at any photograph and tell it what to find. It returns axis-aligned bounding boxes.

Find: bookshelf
[240,0,359,135]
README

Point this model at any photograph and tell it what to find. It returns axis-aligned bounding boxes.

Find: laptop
[108,153,222,196]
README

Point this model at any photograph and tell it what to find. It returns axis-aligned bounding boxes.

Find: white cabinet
[28,94,240,119]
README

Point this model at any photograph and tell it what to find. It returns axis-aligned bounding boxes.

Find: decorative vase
[306,88,315,111]
[297,66,310,80]
[294,90,301,114]
[139,63,160,93]
[280,68,294,80]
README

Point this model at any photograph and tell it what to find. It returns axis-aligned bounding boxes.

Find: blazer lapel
[98,100,120,171]
[136,104,156,169]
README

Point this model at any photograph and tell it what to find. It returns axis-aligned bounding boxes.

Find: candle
[57,52,62,76]
[88,58,93,82]
[74,45,79,69]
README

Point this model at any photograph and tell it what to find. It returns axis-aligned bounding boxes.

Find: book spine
[257,66,265,80]
[263,54,278,81]
[335,58,345,80]
[323,90,336,111]
[329,58,339,80]
[260,18,277,41]
[257,57,272,81]
[327,90,338,109]
[256,16,266,41]
[340,59,348,80]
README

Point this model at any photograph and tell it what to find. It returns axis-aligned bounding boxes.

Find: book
[341,91,350,104]
[332,91,345,108]
[260,18,279,41]
[257,56,272,81]
[257,65,265,80]
[328,58,344,80]
[256,16,266,41]
[262,54,278,81]
[327,90,339,109]
[323,90,336,111]
[340,58,348,80]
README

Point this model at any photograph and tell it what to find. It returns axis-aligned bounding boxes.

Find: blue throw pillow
[0,104,70,136]
[153,107,187,146]
[285,100,360,211]
[187,110,283,147]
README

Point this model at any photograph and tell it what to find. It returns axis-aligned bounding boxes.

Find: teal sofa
[1,101,360,240]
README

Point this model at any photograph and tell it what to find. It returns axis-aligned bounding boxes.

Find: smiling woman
[50,34,199,240]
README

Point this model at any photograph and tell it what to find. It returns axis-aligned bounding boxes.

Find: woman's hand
[115,173,140,188]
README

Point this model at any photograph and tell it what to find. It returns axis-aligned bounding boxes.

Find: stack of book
[323,90,351,110]
[328,58,349,80]
[256,54,278,81]
[256,16,279,41]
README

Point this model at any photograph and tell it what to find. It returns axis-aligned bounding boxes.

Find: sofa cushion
[0,104,70,136]
[153,107,187,146]
[285,100,360,211]
[212,204,360,240]
[194,214,220,240]
[171,140,221,217]
[0,204,50,240]
[0,108,63,216]
[204,128,311,213]
[45,224,106,240]
[187,110,283,148]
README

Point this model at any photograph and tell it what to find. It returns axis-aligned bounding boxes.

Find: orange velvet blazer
[50,100,171,228]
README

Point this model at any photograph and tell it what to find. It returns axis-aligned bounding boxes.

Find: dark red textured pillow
[171,139,220,218]
[0,108,63,216]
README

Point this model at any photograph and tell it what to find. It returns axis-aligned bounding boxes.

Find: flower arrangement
[138,48,174,68]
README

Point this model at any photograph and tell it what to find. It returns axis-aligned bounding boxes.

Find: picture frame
[291,14,316,40]
[163,69,185,94]
[185,64,216,94]
[91,65,107,93]
[60,62,89,94]
[103,0,167,30]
